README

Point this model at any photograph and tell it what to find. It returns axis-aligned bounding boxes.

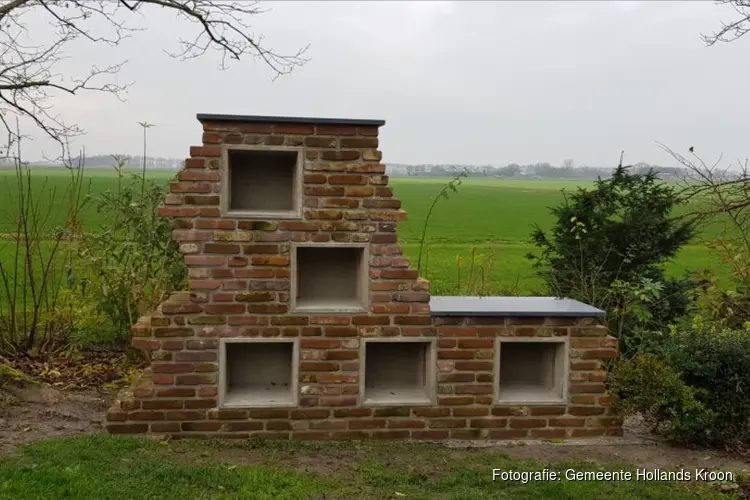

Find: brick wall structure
[106,114,621,440]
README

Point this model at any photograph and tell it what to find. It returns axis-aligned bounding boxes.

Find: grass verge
[0,435,731,499]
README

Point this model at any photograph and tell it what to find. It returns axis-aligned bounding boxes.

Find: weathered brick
[340,137,379,148]
[107,117,620,442]
[509,418,547,429]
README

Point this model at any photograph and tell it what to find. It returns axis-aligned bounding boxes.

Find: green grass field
[0,168,726,295]
[0,436,729,500]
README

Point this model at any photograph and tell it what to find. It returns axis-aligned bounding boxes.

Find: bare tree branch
[0,0,308,156]
[703,0,750,45]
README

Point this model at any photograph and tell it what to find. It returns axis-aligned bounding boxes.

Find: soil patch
[0,383,114,454]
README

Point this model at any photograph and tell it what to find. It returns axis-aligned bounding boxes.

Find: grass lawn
[0,169,731,295]
[0,435,728,500]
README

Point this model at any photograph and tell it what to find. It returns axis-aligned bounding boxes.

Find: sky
[13,1,750,168]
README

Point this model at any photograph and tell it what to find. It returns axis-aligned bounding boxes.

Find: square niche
[221,146,303,218]
[291,243,368,313]
[495,338,568,404]
[362,339,436,406]
[219,339,299,408]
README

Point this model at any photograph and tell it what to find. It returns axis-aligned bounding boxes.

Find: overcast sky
[20,1,750,167]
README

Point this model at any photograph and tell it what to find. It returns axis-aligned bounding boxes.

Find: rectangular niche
[362,339,436,406]
[495,338,568,405]
[221,145,303,219]
[219,339,299,408]
[291,243,368,313]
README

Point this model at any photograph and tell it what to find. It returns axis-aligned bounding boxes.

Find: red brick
[598,395,615,406]
[571,395,597,404]
[328,174,366,185]
[317,373,356,383]
[204,304,245,314]
[300,339,341,349]
[305,137,337,148]
[569,406,606,416]
[250,256,289,266]
[439,351,475,360]
[291,409,330,419]
[212,410,249,419]
[571,338,606,348]
[249,409,289,419]
[571,361,600,371]
[322,198,359,208]
[316,126,358,136]
[509,418,547,429]
[380,269,417,280]
[185,399,217,409]
[339,137,379,148]
[453,361,493,371]
[344,186,375,197]
[150,422,181,433]
[320,396,357,406]
[151,374,174,385]
[549,417,585,427]
[412,430,450,440]
[151,363,194,374]
[580,349,618,359]
[325,350,358,360]
[452,407,490,417]
[324,327,358,337]
[440,373,474,383]
[529,407,566,416]
[198,387,218,397]
[305,185,345,197]
[457,338,494,349]
[393,316,431,325]
[320,151,361,161]
[184,158,206,169]
[182,422,222,432]
[267,421,293,431]
[570,383,606,394]
[275,124,314,134]
[439,328,477,337]
[235,291,275,302]
[243,304,287,316]
[438,396,474,406]
[164,410,205,420]
[363,199,401,209]
[372,304,410,314]
[300,361,340,372]
[223,422,264,432]
[349,419,386,429]
[304,173,327,184]
[352,315,390,326]
[387,419,425,429]
[470,418,507,428]
[413,408,450,418]
[176,374,216,385]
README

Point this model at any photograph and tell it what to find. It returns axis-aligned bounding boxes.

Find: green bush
[527,165,698,356]
[80,165,186,341]
[609,354,714,444]
[662,321,750,447]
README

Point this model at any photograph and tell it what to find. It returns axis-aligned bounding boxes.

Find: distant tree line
[0,155,184,169]
[386,161,687,180]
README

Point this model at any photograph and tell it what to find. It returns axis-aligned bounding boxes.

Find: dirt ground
[0,383,114,454]
[0,383,747,474]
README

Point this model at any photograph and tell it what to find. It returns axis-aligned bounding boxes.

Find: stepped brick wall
[106,114,621,440]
